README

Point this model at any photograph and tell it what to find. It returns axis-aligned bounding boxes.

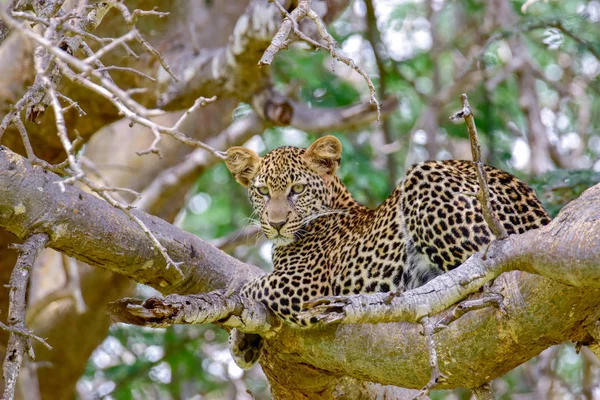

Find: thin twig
[450,94,508,240]
[109,3,178,82]
[2,233,50,400]
[0,322,52,350]
[81,177,183,275]
[56,92,86,116]
[91,65,156,82]
[135,112,264,213]
[32,49,85,188]
[81,29,137,65]
[417,316,445,399]
[13,117,36,160]
[433,294,505,333]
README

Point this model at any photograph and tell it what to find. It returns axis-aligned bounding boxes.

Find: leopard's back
[400,160,550,288]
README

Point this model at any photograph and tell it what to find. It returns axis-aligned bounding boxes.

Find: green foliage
[273,48,361,107]
[531,169,600,217]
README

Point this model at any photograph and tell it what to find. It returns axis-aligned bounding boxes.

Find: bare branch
[89,65,156,82]
[135,112,264,214]
[433,294,504,333]
[259,0,312,66]
[81,29,137,65]
[260,0,381,119]
[23,2,113,123]
[2,233,50,400]
[450,94,508,240]
[109,3,177,82]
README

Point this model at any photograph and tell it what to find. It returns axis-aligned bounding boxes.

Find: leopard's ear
[303,135,342,176]
[225,147,261,187]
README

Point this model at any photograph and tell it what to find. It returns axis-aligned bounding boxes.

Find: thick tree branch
[0,147,263,296]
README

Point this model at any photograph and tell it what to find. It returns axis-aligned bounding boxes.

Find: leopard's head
[225,136,342,247]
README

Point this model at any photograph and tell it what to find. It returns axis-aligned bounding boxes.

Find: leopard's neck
[328,175,367,212]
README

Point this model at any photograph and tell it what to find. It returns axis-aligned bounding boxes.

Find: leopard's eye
[255,186,270,196]
[291,183,305,194]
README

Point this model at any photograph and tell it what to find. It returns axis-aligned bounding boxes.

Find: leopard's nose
[269,220,287,231]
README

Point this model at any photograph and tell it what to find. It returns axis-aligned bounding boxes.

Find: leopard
[224,135,551,368]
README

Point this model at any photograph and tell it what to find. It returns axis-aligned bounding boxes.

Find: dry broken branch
[450,93,508,240]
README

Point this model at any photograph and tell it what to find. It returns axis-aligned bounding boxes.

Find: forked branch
[261,0,380,119]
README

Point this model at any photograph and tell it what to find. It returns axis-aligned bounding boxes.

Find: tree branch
[2,233,49,400]
[0,147,263,296]
[108,292,280,335]
[450,94,508,240]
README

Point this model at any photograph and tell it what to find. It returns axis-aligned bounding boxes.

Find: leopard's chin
[270,234,296,247]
